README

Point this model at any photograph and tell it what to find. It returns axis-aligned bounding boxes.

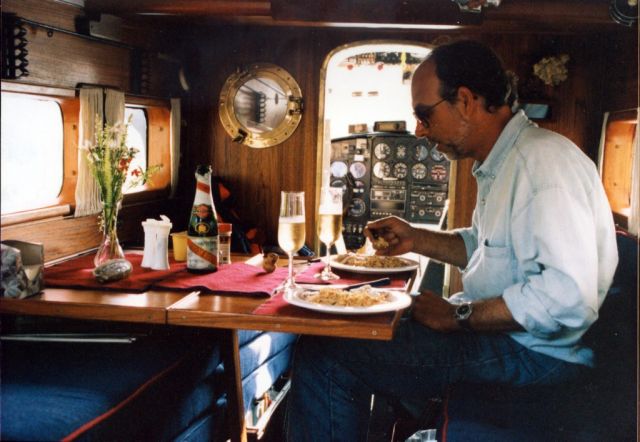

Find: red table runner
[153,263,289,296]
[294,262,411,289]
[253,263,413,316]
[45,253,289,296]
[45,253,186,292]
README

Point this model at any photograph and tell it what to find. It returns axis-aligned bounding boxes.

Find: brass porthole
[219,63,303,148]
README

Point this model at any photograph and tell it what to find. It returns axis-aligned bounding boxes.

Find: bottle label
[187,236,218,270]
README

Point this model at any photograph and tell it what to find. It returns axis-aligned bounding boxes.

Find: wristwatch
[454,302,473,331]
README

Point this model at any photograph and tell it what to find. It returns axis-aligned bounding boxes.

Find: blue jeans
[284,317,585,442]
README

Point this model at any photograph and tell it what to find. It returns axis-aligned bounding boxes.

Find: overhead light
[325,23,461,30]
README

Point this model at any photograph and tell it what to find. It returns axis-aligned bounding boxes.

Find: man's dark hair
[428,40,518,111]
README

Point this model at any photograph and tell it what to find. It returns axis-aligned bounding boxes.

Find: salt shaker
[141,220,157,268]
[152,222,172,270]
[218,223,232,265]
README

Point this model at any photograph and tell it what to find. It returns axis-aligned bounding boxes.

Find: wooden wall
[2,0,637,269]
[1,0,179,262]
[178,26,636,247]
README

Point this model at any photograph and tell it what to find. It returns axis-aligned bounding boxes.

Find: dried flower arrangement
[533,54,570,87]
[84,116,161,266]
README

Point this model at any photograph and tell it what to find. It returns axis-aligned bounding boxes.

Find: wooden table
[0,255,415,441]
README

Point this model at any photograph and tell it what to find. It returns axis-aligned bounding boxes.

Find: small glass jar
[218,223,232,265]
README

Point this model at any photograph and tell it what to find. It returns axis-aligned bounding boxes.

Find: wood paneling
[3,0,637,273]
[0,199,174,263]
[179,27,632,249]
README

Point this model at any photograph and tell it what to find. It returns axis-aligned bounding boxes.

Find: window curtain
[74,88,125,217]
[170,98,181,198]
[629,109,639,236]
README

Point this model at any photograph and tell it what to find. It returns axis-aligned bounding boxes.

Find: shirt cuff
[451,227,476,267]
[503,282,561,338]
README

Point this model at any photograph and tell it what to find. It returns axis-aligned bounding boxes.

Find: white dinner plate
[329,255,419,274]
[283,288,412,315]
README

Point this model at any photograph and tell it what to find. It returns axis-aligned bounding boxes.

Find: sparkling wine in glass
[278,191,306,293]
[315,187,343,281]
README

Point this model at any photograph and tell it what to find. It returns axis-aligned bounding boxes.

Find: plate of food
[330,253,419,274]
[283,285,412,315]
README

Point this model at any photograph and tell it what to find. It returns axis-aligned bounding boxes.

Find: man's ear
[456,86,479,117]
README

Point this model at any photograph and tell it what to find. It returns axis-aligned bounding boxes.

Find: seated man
[284,40,618,441]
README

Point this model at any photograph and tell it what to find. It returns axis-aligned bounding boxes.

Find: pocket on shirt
[462,242,517,298]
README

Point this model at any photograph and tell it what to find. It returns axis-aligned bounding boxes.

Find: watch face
[455,303,472,320]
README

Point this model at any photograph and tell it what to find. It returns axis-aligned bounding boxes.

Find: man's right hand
[364,216,415,256]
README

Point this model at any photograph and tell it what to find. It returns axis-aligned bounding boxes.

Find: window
[124,106,148,193]
[599,108,638,229]
[0,83,172,225]
[1,93,64,214]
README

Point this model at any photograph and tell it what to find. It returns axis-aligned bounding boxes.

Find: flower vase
[93,200,132,282]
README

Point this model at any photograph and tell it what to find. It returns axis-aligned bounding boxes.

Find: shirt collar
[472,110,534,179]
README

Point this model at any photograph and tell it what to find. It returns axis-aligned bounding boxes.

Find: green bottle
[186,165,218,273]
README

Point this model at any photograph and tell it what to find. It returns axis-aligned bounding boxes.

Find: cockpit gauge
[373,162,391,179]
[430,164,448,181]
[330,161,348,178]
[330,179,347,192]
[396,145,407,159]
[348,198,367,217]
[373,142,391,160]
[349,161,367,179]
[393,162,408,179]
[411,163,427,180]
[413,144,429,161]
[430,147,446,162]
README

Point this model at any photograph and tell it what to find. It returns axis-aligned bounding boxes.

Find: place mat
[295,262,411,289]
[252,292,394,320]
[45,253,186,292]
[152,262,289,296]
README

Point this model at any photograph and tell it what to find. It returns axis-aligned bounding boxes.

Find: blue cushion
[241,345,294,414]
[238,329,263,347]
[237,331,297,380]
[442,231,638,441]
[1,334,224,441]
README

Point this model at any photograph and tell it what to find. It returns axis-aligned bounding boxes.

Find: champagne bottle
[187,165,218,273]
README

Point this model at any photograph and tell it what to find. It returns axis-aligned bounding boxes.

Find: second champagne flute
[278,191,306,293]
[315,187,343,280]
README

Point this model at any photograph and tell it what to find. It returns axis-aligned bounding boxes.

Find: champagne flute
[315,187,343,281]
[278,191,306,293]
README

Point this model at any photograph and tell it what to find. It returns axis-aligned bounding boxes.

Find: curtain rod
[13,15,137,51]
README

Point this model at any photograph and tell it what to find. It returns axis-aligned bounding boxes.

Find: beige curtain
[104,89,125,126]
[170,98,181,198]
[74,88,125,217]
[74,88,103,217]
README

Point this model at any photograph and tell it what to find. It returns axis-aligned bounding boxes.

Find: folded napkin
[45,253,186,292]
[152,262,288,296]
[294,262,410,289]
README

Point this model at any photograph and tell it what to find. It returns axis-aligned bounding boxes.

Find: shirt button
[481,198,486,205]
[490,174,496,179]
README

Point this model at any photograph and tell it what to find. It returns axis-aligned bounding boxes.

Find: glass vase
[94,200,127,267]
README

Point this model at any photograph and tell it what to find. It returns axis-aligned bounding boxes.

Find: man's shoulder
[516,126,577,155]
[502,126,600,195]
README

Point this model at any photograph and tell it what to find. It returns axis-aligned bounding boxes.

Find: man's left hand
[411,291,459,332]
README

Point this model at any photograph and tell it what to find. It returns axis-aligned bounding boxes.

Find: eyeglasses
[413,98,447,129]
